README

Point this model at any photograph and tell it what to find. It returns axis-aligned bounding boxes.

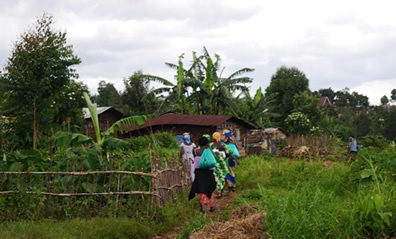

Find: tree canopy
[265,66,309,126]
[0,14,82,149]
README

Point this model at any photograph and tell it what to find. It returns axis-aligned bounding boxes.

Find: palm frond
[141,74,174,86]
[104,115,147,136]
[83,92,102,143]
[165,62,178,70]
[228,68,255,79]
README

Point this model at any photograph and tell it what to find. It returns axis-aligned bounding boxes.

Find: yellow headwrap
[212,132,221,142]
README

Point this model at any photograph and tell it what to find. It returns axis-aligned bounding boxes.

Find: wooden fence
[287,134,335,149]
[0,153,191,220]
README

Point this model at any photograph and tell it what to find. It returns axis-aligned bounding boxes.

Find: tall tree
[384,108,396,140]
[265,66,309,126]
[1,14,81,149]
[380,95,389,105]
[390,89,396,103]
[96,80,121,108]
[121,70,160,115]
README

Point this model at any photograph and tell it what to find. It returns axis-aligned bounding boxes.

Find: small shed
[83,107,123,138]
[121,113,255,154]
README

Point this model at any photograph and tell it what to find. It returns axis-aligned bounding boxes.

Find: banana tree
[55,92,147,150]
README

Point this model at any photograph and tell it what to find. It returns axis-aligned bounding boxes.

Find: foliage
[391,89,396,102]
[121,70,160,115]
[284,112,311,135]
[358,135,389,149]
[265,66,309,126]
[351,112,371,137]
[95,80,122,109]
[236,87,275,128]
[236,151,395,238]
[292,90,322,125]
[142,47,254,115]
[334,88,369,107]
[0,14,81,150]
[381,95,389,105]
[383,108,396,140]
[127,132,179,152]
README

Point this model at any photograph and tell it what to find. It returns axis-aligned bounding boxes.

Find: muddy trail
[154,192,265,239]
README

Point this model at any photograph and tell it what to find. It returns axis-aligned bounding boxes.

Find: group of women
[180,130,240,213]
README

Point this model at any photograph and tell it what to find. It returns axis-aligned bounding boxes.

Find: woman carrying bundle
[189,136,217,213]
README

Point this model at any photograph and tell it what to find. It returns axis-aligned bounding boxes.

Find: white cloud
[1,0,396,105]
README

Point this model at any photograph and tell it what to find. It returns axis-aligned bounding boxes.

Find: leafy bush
[358,135,389,150]
[285,112,311,135]
[127,132,179,152]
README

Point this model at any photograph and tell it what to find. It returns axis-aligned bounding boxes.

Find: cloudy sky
[1,0,396,105]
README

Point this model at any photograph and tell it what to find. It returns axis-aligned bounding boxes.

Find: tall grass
[236,152,395,238]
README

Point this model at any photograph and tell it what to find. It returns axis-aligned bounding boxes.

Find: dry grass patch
[190,204,265,239]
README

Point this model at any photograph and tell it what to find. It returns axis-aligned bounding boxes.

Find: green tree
[143,47,253,115]
[383,108,396,140]
[292,91,322,125]
[0,14,81,149]
[121,70,160,115]
[53,81,88,131]
[380,95,389,105]
[352,113,371,137]
[237,87,274,129]
[334,88,369,108]
[265,66,309,126]
[96,80,121,108]
[390,89,396,103]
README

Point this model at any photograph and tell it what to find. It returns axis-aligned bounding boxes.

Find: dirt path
[154,191,237,239]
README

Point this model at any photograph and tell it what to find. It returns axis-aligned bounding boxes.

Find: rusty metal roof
[122,113,254,132]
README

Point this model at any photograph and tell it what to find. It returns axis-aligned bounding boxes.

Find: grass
[235,154,396,238]
[1,146,395,238]
[0,191,201,239]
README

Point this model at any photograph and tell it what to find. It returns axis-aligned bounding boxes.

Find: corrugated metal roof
[83,107,113,119]
[123,113,234,131]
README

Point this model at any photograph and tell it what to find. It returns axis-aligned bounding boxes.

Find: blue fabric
[226,143,240,158]
[228,158,236,168]
[184,137,191,144]
[224,132,233,138]
[226,174,236,184]
[349,137,357,152]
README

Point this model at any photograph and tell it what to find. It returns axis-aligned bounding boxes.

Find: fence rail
[0,153,190,220]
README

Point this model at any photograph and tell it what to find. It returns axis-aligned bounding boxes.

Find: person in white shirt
[179,132,196,181]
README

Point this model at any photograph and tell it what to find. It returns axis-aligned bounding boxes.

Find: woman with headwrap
[179,132,196,182]
[223,129,240,192]
[210,132,229,198]
[189,136,216,213]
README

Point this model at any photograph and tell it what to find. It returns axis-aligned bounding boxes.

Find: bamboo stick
[0,171,154,177]
[0,190,161,197]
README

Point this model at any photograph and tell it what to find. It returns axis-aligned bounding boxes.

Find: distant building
[83,107,123,138]
[317,96,333,107]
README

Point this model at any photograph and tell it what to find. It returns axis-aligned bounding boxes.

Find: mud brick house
[83,107,123,138]
[121,113,255,155]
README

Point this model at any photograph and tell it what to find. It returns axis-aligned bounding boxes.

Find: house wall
[85,111,122,138]
[122,118,250,152]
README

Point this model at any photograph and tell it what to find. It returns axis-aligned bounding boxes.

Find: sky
[1,0,396,105]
